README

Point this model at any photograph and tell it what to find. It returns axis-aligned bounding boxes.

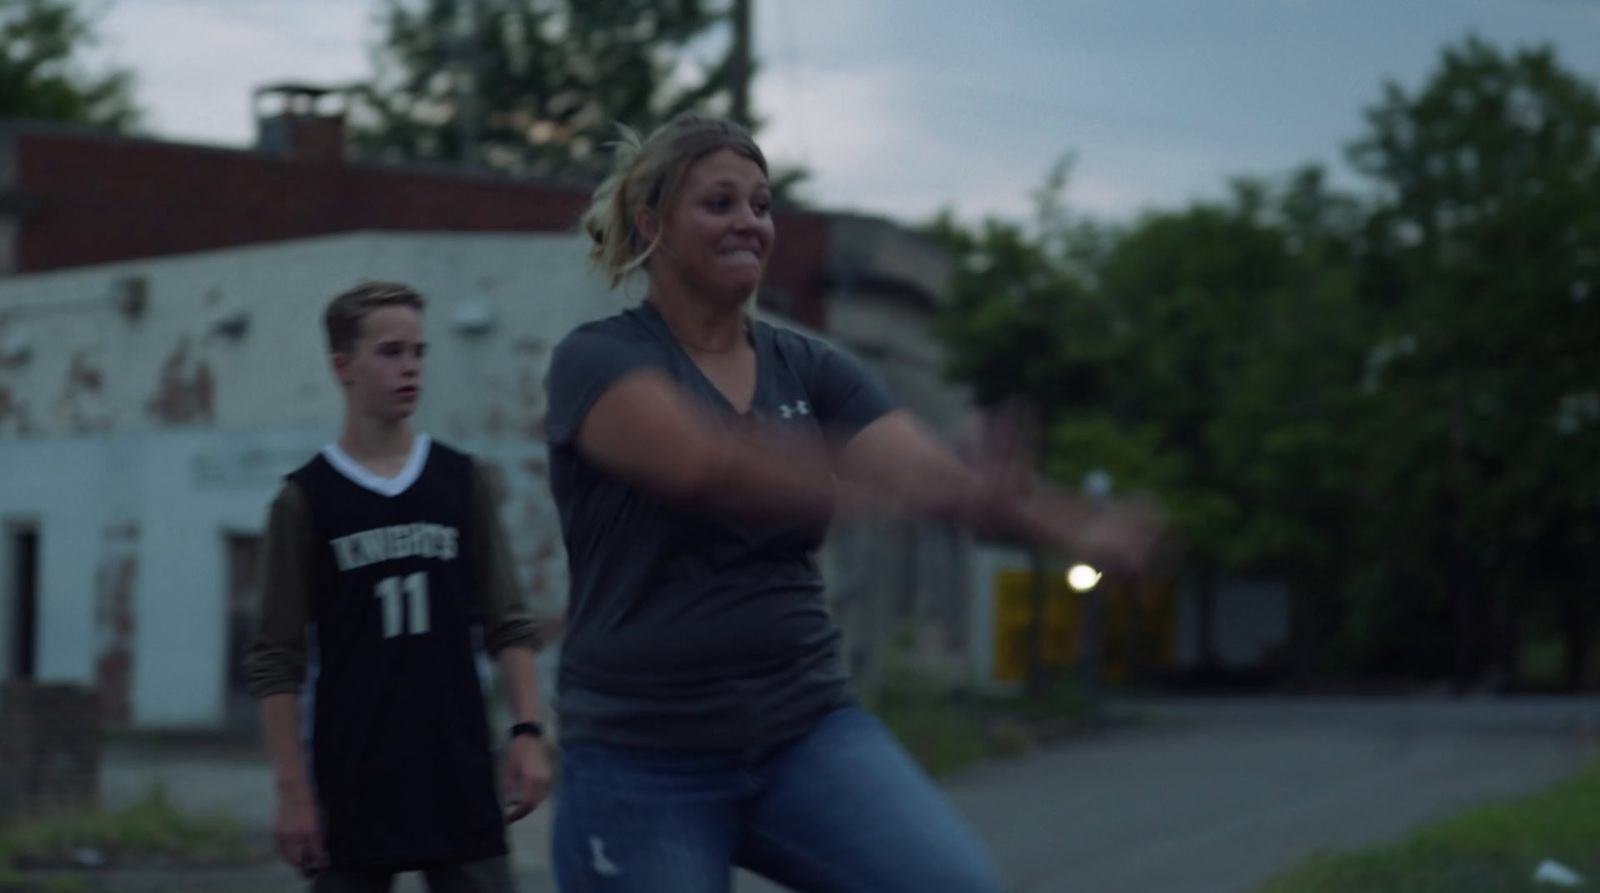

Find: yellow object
[991,568,1180,684]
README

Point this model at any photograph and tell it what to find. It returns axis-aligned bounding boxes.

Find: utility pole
[1077,470,1113,714]
[731,0,752,128]
[459,0,483,169]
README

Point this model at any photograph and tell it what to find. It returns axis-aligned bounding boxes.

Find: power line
[460,0,483,170]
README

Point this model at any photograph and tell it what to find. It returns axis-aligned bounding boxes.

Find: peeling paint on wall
[484,405,508,438]
[516,369,545,440]
[515,479,563,612]
[144,337,214,425]
[474,363,550,441]
[67,352,103,392]
[476,455,563,616]
[0,386,32,435]
[56,349,110,433]
[93,523,139,730]
[478,458,510,507]
[0,345,27,373]
[521,531,561,612]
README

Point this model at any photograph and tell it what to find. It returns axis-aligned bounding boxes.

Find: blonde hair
[582,113,768,289]
[324,281,425,354]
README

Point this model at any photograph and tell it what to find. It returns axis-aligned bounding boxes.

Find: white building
[0,231,632,730]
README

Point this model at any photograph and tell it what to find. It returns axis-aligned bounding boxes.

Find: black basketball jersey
[289,436,506,870]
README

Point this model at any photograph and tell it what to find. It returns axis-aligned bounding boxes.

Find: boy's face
[333,305,426,422]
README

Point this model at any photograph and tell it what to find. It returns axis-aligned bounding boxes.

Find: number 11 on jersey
[375,572,430,638]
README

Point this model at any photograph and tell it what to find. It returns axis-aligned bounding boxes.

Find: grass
[0,862,87,893]
[1256,760,1600,893]
[874,676,994,777]
[0,879,86,893]
[0,785,252,873]
[873,670,1091,778]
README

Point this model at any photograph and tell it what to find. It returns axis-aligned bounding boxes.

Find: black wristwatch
[510,721,545,741]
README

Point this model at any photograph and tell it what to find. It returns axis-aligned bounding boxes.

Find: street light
[1066,563,1102,593]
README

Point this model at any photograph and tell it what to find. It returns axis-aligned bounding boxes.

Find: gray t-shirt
[544,301,895,750]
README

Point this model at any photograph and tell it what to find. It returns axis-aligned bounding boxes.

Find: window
[224,533,262,731]
[8,524,39,679]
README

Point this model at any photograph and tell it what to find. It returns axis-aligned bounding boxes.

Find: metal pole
[1080,471,1113,714]
[731,0,752,128]
[460,0,482,168]
[1081,582,1102,712]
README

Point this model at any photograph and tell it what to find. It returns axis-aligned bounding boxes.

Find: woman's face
[653,148,775,301]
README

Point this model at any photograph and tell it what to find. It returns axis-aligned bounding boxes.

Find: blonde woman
[543,113,1159,892]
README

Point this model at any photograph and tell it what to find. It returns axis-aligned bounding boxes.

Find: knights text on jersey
[289,437,506,870]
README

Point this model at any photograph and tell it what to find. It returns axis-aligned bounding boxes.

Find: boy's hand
[274,786,325,877]
[503,735,553,822]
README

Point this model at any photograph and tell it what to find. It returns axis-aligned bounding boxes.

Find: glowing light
[1066,564,1102,592]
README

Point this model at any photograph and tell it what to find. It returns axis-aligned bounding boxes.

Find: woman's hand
[1049,489,1167,575]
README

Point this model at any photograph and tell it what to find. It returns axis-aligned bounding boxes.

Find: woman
[543,113,1159,892]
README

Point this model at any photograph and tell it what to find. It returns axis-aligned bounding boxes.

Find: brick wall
[6,125,837,333]
[0,680,101,821]
[11,128,591,274]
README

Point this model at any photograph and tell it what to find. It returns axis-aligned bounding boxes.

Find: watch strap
[510,721,544,740]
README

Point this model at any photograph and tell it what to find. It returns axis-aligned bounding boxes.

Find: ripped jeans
[550,704,1005,893]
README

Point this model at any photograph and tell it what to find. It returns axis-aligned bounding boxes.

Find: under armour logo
[778,401,811,419]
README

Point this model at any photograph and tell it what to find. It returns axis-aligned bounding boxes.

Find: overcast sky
[96,0,1600,225]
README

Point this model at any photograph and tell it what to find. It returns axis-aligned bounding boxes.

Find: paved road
[102,697,1600,893]
[736,697,1600,893]
[932,698,1593,893]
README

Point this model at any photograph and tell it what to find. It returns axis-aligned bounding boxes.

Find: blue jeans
[551,704,1004,892]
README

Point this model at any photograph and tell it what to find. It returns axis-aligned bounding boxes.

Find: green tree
[1089,173,1371,676]
[1348,35,1600,689]
[1198,168,1371,678]
[0,0,138,130]
[930,162,1372,683]
[924,158,1129,696]
[926,159,1118,426]
[355,0,737,180]
[928,35,1600,693]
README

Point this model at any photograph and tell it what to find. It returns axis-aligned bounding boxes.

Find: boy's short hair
[324,281,427,355]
